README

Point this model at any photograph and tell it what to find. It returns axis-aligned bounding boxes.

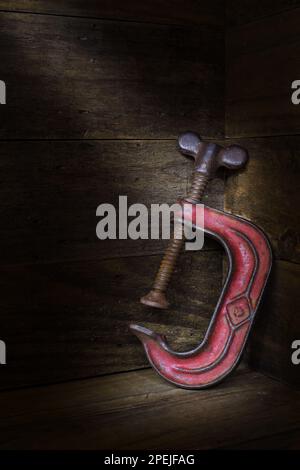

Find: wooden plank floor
[0,366,299,449]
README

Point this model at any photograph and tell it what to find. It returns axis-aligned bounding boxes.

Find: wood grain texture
[225,6,300,387]
[0,12,224,139]
[0,0,225,27]
[235,428,300,449]
[227,0,300,26]
[0,140,224,265]
[247,260,300,387]
[225,137,300,264]
[226,8,300,137]
[0,367,299,449]
[0,251,222,389]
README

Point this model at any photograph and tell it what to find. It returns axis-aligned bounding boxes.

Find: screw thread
[152,173,209,294]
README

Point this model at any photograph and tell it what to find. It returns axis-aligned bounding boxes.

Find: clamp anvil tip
[129,324,166,346]
[140,289,169,309]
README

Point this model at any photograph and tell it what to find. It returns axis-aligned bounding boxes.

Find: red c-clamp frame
[130,132,272,389]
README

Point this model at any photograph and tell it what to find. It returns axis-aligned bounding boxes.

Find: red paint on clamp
[130,203,272,389]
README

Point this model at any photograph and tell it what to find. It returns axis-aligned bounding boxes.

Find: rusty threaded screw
[140,132,248,309]
[141,173,208,308]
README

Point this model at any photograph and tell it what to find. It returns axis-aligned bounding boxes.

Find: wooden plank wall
[0,1,225,26]
[226,1,300,386]
[0,2,225,389]
[227,0,300,27]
